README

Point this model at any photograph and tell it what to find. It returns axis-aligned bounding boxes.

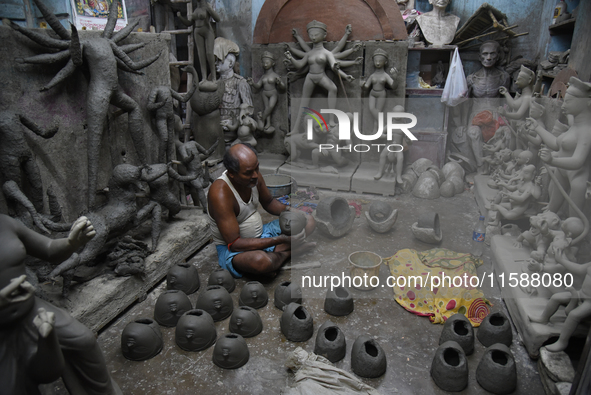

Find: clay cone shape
[154,290,193,327]
[167,262,200,295]
[239,281,268,309]
[351,335,387,378]
[280,303,314,342]
[212,333,250,369]
[430,340,469,392]
[314,321,346,362]
[274,281,302,310]
[121,318,163,361]
[477,311,513,347]
[175,309,217,351]
[439,313,475,355]
[195,285,233,322]
[476,344,517,394]
[207,268,236,293]
[229,306,263,338]
[324,286,354,316]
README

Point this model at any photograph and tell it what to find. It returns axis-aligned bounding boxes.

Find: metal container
[348,251,382,291]
[263,174,297,197]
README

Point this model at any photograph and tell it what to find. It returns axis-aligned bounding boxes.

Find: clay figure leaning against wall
[0,214,122,394]
[361,49,398,132]
[177,0,220,87]
[247,51,286,134]
[147,66,198,163]
[451,40,510,172]
[284,21,362,136]
[4,0,161,209]
[529,77,591,218]
[207,144,316,278]
[416,0,460,47]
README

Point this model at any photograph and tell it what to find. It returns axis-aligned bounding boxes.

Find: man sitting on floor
[207,143,315,277]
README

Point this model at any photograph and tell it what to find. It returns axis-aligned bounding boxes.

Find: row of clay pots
[431,312,516,393]
[167,263,236,295]
[405,158,466,199]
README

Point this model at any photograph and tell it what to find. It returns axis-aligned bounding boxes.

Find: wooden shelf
[405,88,444,96]
[549,17,576,35]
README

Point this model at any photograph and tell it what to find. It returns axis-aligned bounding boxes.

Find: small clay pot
[274,281,302,310]
[207,268,236,293]
[195,285,233,322]
[121,318,163,361]
[477,311,513,347]
[212,333,250,369]
[167,262,200,295]
[175,309,217,351]
[411,212,443,244]
[324,286,354,316]
[365,202,398,234]
[430,340,468,392]
[314,321,346,363]
[351,335,387,378]
[476,344,517,394]
[280,303,314,342]
[314,196,355,238]
[439,313,474,355]
[154,290,193,327]
[239,281,268,309]
[229,306,263,338]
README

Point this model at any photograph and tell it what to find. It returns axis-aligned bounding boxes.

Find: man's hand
[68,216,96,250]
[289,228,307,247]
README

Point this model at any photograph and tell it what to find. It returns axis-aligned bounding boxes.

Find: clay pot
[411,158,433,176]
[229,306,263,338]
[121,318,163,361]
[175,309,217,351]
[274,281,302,310]
[412,172,441,199]
[364,202,398,233]
[427,165,446,186]
[439,313,474,355]
[314,321,346,363]
[350,335,387,378]
[401,170,418,193]
[280,303,314,342]
[411,212,443,244]
[430,340,468,392]
[448,175,464,195]
[195,285,233,322]
[476,344,517,394]
[314,196,355,238]
[154,290,193,327]
[279,210,307,236]
[324,286,354,316]
[207,268,236,293]
[477,311,513,347]
[439,180,455,198]
[442,161,465,180]
[167,262,200,295]
[239,281,268,309]
[212,333,250,369]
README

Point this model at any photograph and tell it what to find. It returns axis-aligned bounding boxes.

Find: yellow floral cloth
[384,248,491,326]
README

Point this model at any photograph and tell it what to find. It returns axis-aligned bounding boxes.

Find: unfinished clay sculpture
[229,306,263,338]
[274,281,303,310]
[324,286,354,316]
[175,309,217,351]
[411,212,443,244]
[195,285,233,321]
[350,335,387,378]
[176,138,219,212]
[121,318,163,361]
[439,313,475,355]
[281,303,314,342]
[167,262,200,295]
[154,290,192,327]
[207,268,236,293]
[314,196,355,238]
[239,281,268,309]
[430,340,469,392]
[279,210,308,236]
[314,321,347,363]
[476,344,517,394]
[361,49,398,131]
[416,0,460,47]
[364,201,398,233]
[248,51,286,134]
[477,311,513,347]
[212,333,249,369]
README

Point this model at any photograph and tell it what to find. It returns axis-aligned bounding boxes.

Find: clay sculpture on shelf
[439,313,475,355]
[416,0,460,47]
[411,212,443,244]
[239,281,268,309]
[350,335,387,378]
[229,306,263,338]
[167,262,200,295]
[195,285,234,321]
[361,49,398,132]
[476,344,517,394]
[314,321,347,363]
[477,311,513,347]
[274,281,303,310]
[207,268,236,293]
[154,290,193,327]
[324,286,354,316]
[4,0,161,208]
[430,340,469,392]
[364,201,398,233]
[121,318,163,361]
[212,333,250,369]
[175,309,217,351]
[280,303,314,342]
[314,196,356,238]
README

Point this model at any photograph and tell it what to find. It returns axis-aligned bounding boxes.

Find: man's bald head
[224,143,258,174]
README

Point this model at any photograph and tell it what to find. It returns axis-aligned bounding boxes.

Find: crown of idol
[307,20,327,32]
